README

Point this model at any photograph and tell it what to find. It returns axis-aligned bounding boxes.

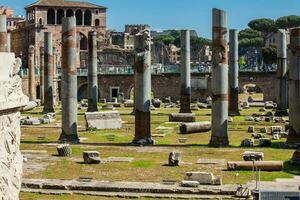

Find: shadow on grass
[283,161,300,175]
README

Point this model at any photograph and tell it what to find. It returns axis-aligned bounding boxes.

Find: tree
[239,37,264,47]
[239,28,262,40]
[190,36,212,46]
[262,45,277,65]
[248,18,277,35]
[276,15,300,29]
[153,35,175,45]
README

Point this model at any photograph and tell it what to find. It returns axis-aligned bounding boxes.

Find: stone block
[248,126,255,133]
[271,126,282,134]
[265,101,275,109]
[168,152,181,166]
[272,134,280,140]
[243,151,264,161]
[83,151,101,164]
[57,144,72,157]
[245,116,254,121]
[181,180,199,188]
[260,127,267,133]
[241,138,254,147]
[252,133,264,139]
[259,138,272,147]
[124,100,134,107]
[102,104,115,110]
[184,172,222,185]
[85,111,122,130]
[152,99,161,108]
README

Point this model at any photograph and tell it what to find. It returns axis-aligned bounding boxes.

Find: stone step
[21,188,234,199]
[22,179,237,196]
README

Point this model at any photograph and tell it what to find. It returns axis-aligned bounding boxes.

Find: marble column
[43,32,55,113]
[229,29,240,116]
[59,17,79,143]
[87,31,98,112]
[40,46,44,104]
[179,30,192,113]
[209,8,229,147]
[28,45,36,101]
[0,15,7,52]
[132,28,153,145]
[275,29,289,116]
[7,32,11,53]
[286,27,300,146]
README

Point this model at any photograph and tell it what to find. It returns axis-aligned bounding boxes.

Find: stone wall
[0,53,29,200]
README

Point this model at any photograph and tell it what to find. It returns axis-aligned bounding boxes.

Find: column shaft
[28,45,36,101]
[43,32,55,113]
[179,30,192,113]
[133,28,152,144]
[229,29,240,116]
[275,29,289,116]
[59,17,79,143]
[286,28,300,145]
[7,32,11,52]
[87,31,98,112]
[40,46,45,104]
[0,15,7,52]
[209,8,229,147]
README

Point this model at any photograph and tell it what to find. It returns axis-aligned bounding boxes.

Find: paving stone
[103,157,134,163]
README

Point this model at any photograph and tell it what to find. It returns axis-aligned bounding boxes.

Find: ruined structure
[59,17,79,143]
[0,15,29,200]
[87,31,98,112]
[286,27,300,145]
[275,29,288,116]
[132,28,153,145]
[40,46,44,104]
[180,30,192,113]
[43,32,55,113]
[0,15,8,52]
[229,29,240,116]
[209,8,229,147]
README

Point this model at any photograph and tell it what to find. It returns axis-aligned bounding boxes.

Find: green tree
[248,18,277,35]
[153,35,175,45]
[239,28,262,40]
[239,37,264,47]
[276,15,300,29]
[262,45,277,64]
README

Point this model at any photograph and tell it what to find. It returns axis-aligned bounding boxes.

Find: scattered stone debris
[252,133,265,139]
[248,126,255,133]
[271,126,282,134]
[20,116,40,125]
[184,172,222,185]
[235,185,251,198]
[102,104,115,110]
[241,139,254,147]
[227,161,283,171]
[272,134,280,140]
[259,138,272,147]
[169,113,196,122]
[152,99,161,108]
[80,99,88,107]
[245,116,254,121]
[197,102,208,109]
[265,101,275,109]
[181,180,199,188]
[83,151,101,164]
[85,111,122,130]
[124,100,134,107]
[180,122,211,134]
[168,152,182,166]
[39,113,56,124]
[57,144,72,157]
[260,127,267,133]
[243,151,264,161]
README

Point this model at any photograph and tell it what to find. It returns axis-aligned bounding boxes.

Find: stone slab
[85,111,122,130]
[103,157,134,163]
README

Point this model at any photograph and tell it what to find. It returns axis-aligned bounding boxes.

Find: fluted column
[40,46,45,104]
[28,45,36,101]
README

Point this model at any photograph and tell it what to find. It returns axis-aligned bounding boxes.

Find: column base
[131,137,154,146]
[209,136,229,147]
[169,113,196,122]
[58,133,80,144]
[87,106,99,112]
[274,109,289,117]
[179,109,192,114]
[286,128,300,147]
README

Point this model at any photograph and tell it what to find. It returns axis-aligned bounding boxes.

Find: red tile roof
[26,0,106,9]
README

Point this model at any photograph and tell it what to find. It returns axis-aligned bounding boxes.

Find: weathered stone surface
[181,180,199,188]
[247,126,255,133]
[227,161,283,171]
[168,152,182,166]
[103,157,134,163]
[0,52,29,200]
[83,151,101,164]
[169,113,196,122]
[271,126,282,134]
[241,138,254,147]
[57,144,72,157]
[85,111,122,130]
[180,122,211,134]
[184,172,222,185]
[259,138,272,147]
[243,151,264,161]
[152,99,161,108]
[21,117,41,125]
[124,100,134,107]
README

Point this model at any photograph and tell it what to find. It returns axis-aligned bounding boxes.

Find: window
[84,10,92,25]
[47,8,55,24]
[75,10,83,25]
[56,9,64,24]
[95,19,100,26]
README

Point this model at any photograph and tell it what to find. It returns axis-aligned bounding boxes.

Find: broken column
[59,17,79,143]
[0,14,29,199]
[275,29,289,116]
[180,30,192,113]
[7,32,11,53]
[286,27,300,145]
[87,31,98,112]
[28,45,36,101]
[40,46,44,104]
[43,32,55,113]
[209,8,229,147]
[0,15,7,52]
[229,29,240,116]
[132,28,153,145]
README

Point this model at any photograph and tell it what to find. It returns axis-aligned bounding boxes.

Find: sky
[2,0,300,38]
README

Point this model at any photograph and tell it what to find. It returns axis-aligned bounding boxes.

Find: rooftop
[25,0,107,9]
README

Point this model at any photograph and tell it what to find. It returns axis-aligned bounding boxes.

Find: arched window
[56,9,64,24]
[84,10,92,26]
[75,10,83,25]
[66,9,74,17]
[47,8,55,25]
[79,33,88,50]
[39,18,43,25]
[95,19,100,26]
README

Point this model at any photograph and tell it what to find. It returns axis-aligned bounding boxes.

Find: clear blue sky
[3,0,300,38]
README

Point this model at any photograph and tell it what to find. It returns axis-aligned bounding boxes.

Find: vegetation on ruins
[276,15,300,29]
